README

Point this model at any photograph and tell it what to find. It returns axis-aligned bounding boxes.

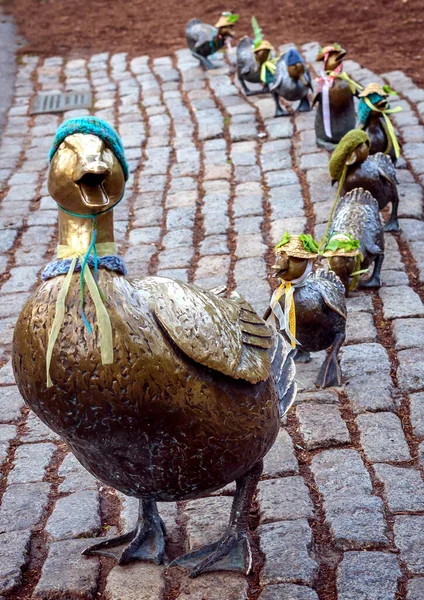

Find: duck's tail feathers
[271,332,297,418]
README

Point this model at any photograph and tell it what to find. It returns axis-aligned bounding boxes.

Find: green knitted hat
[329,129,370,181]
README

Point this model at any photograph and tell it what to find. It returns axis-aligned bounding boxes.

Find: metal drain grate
[30,91,92,115]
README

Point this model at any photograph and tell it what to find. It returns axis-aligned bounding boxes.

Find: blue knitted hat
[285,49,304,66]
[48,117,129,181]
[358,93,388,126]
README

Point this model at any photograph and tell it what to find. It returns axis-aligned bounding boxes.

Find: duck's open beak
[272,265,287,279]
[76,162,110,208]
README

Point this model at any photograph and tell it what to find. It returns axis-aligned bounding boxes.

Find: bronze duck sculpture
[269,48,313,117]
[323,189,384,295]
[264,234,347,388]
[330,129,400,232]
[314,44,361,150]
[12,117,297,577]
[237,18,276,96]
[186,12,238,70]
[357,83,401,165]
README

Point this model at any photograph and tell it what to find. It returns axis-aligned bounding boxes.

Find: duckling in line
[330,129,400,232]
[314,44,361,150]
[270,48,313,117]
[357,83,402,165]
[186,11,238,70]
[237,18,276,96]
[324,189,385,295]
[12,117,296,577]
[264,234,347,388]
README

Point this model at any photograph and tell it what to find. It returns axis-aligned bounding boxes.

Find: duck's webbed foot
[170,460,262,578]
[316,332,345,388]
[273,92,289,117]
[82,499,166,565]
[296,96,311,112]
[191,51,217,70]
[170,531,251,577]
[384,218,400,232]
[294,349,311,363]
[359,254,384,290]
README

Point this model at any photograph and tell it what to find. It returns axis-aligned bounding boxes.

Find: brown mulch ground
[3,0,424,87]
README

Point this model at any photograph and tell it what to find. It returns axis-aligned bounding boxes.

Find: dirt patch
[4,0,424,87]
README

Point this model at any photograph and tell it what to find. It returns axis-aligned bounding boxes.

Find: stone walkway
[1,42,424,600]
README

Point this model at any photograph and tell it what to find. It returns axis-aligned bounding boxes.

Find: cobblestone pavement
[1,42,424,599]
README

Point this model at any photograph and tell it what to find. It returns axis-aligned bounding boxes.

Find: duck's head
[317,44,346,71]
[254,40,274,65]
[322,233,361,295]
[358,83,395,126]
[272,233,318,281]
[215,12,239,39]
[48,117,128,217]
[285,49,307,83]
[329,129,371,183]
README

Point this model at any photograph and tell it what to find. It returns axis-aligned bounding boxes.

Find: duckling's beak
[75,162,110,208]
[272,265,287,279]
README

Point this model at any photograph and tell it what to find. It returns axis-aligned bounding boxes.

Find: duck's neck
[58,210,115,252]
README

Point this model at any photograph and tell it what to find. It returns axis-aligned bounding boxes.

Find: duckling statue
[323,189,384,295]
[314,44,362,150]
[264,233,347,388]
[186,11,238,70]
[12,117,297,577]
[357,83,402,165]
[237,17,276,96]
[269,48,313,117]
[329,129,400,232]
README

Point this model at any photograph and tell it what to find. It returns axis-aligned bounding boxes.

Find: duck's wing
[186,20,213,49]
[142,278,275,384]
[237,37,256,76]
[269,54,287,91]
[303,65,314,91]
[311,270,347,320]
[369,152,399,185]
[269,332,297,417]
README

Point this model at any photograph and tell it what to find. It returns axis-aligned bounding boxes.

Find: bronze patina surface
[265,237,346,388]
[341,147,400,232]
[237,37,273,96]
[314,46,356,150]
[12,125,296,576]
[270,49,312,118]
[186,13,237,70]
[326,188,385,294]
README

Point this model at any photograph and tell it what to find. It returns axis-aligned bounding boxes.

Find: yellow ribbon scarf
[363,97,402,159]
[45,241,116,387]
[260,59,277,84]
[270,282,297,348]
[329,70,363,94]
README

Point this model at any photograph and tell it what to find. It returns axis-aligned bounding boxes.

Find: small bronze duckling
[186,11,238,70]
[237,17,276,96]
[329,129,400,232]
[314,44,362,150]
[269,48,313,117]
[357,83,401,165]
[323,189,384,295]
[264,234,347,388]
[12,117,297,577]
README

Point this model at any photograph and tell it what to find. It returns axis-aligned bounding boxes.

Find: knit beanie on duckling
[48,116,129,181]
[329,129,370,181]
[285,48,304,66]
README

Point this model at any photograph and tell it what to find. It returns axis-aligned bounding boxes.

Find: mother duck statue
[12,117,296,577]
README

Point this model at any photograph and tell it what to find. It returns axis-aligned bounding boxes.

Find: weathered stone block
[373,464,424,512]
[258,477,313,523]
[296,403,350,450]
[258,519,318,586]
[356,412,411,463]
[337,551,401,600]
[263,429,299,477]
[394,515,424,574]
[45,490,101,541]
